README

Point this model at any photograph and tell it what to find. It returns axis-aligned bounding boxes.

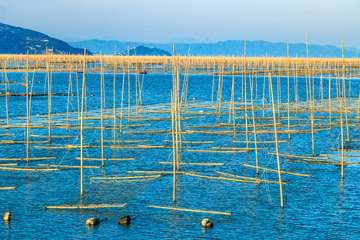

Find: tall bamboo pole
[80,48,87,197]
[342,38,350,143]
[244,38,249,149]
[113,46,117,144]
[128,47,131,126]
[100,52,104,168]
[249,72,259,174]
[76,65,80,124]
[26,51,29,165]
[339,83,344,179]
[306,33,315,156]
[46,48,52,144]
[4,60,9,128]
[119,67,125,135]
[171,91,176,202]
[287,42,291,140]
[66,59,72,129]
[269,73,284,208]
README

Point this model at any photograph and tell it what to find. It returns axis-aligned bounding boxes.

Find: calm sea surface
[1,72,360,239]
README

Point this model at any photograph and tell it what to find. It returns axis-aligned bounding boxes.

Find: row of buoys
[3,212,213,229]
[85,216,214,229]
[86,216,131,226]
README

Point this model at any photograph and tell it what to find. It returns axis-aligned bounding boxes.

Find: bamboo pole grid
[0,50,360,213]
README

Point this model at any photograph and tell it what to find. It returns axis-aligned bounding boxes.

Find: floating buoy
[86,217,100,226]
[199,110,204,113]
[238,98,242,100]
[91,94,95,97]
[3,212,11,221]
[192,98,196,101]
[118,215,131,225]
[265,98,268,101]
[201,218,213,229]
[72,94,75,96]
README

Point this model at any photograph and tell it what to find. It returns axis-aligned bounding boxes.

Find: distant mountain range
[69,39,359,58]
[0,22,358,58]
[0,23,91,55]
[118,46,171,56]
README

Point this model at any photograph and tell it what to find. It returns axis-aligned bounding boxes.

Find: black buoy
[201,218,213,229]
[3,212,11,221]
[118,216,131,226]
[86,218,100,226]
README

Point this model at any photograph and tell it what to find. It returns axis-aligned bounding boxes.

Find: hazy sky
[0,0,359,48]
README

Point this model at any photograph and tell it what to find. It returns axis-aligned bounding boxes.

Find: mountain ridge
[0,22,91,55]
[118,46,171,56]
[68,39,359,58]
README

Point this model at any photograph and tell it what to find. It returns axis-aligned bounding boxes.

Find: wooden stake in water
[26,51,29,165]
[287,42,291,141]
[171,91,176,202]
[66,58,72,129]
[128,47,131,126]
[342,38,350,143]
[244,37,249,149]
[340,85,344,179]
[46,48,52,144]
[306,33,315,156]
[80,48,87,197]
[269,73,284,208]
[100,52,104,168]
[113,46,117,144]
[249,72,259,174]
[119,65,125,135]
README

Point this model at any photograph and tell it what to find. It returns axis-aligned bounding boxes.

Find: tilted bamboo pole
[269,73,284,208]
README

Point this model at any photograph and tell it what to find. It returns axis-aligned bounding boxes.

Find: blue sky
[0,0,359,48]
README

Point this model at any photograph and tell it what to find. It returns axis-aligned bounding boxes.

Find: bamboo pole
[269,73,284,208]
[215,171,289,184]
[171,91,176,202]
[242,163,311,177]
[184,172,259,184]
[339,70,345,179]
[244,38,249,149]
[100,52,104,168]
[37,164,101,169]
[66,59,72,128]
[90,175,163,180]
[148,205,231,216]
[113,46,117,144]
[80,48,87,197]
[119,66,125,134]
[75,157,135,161]
[342,38,350,144]
[45,203,127,209]
[249,70,259,174]
[26,51,30,165]
[0,187,17,190]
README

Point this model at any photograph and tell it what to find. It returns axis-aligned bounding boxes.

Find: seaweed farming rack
[1,39,360,217]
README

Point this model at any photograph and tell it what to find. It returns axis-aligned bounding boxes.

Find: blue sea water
[0,72,360,239]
